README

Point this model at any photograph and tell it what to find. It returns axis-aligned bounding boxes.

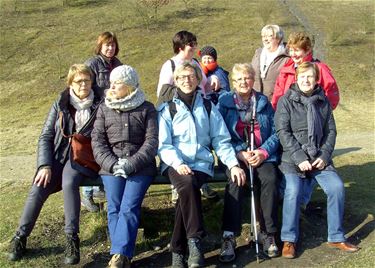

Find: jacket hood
[219,90,269,113]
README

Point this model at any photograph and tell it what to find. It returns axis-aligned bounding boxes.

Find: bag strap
[169,59,175,73]
[59,111,72,139]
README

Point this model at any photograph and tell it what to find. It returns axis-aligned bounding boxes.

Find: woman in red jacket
[272,32,340,110]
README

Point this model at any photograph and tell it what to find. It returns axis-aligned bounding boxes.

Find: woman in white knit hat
[91,65,158,268]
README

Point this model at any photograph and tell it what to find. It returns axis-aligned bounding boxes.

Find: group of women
[8,26,359,268]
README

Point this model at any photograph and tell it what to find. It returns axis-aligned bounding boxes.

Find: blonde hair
[232,63,256,81]
[296,61,320,81]
[66,64,93,86]
[173,62,202,84]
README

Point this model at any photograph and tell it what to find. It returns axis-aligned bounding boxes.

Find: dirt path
[279,0,326,60]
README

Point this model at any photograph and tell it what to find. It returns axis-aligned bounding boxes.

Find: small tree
[138,0,172,20]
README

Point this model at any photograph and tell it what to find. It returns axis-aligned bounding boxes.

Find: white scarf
[69,88,94,132]
[105,88,145,112]
[259,44,285,79]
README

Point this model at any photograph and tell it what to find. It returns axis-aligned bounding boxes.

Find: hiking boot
[219,235,236,263]
[108,254,131,268]
[262,233,279,257]
[187,238,204,268]
[64,233,80,265]
[81,196,99,212]
[200,183,218,199]
[282,241,296,259]
[172,252,186,268]
[8,233,27,261]
[171,186,179,205]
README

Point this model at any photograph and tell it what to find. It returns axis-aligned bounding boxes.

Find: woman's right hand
[237,151,252,165]
[34,167,52,188]
[298,160,312,172]
[176,164,194,176]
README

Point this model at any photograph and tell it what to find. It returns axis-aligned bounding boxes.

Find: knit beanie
[199,46,217,61]
[110,65,139,88]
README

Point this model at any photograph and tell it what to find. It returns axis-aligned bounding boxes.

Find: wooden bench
[80,166,228,186]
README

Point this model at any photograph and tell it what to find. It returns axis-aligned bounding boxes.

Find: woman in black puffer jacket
[275,62,359,259]
[8,64,101,265]
[91,65,158,268]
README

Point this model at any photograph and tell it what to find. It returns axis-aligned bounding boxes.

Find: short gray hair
[261,24,284,43]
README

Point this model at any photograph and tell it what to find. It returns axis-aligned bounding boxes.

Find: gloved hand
[112,158,135,178]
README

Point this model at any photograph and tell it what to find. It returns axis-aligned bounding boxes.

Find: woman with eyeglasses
[82,31,123,212]
[158,62,245,268]
[251,24,289,101]
[157,30,221,202]
[8,64,102,265]
[217,63,280,262]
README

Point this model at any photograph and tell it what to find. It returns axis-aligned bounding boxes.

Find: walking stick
[244,120,261,263]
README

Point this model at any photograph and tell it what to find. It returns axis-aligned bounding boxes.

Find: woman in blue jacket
[158,62,245,268]
[217,63,280,262]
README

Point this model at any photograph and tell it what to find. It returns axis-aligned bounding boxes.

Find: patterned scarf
[69,88,94,132]
[105,88,145,112]
[233,90,256,124]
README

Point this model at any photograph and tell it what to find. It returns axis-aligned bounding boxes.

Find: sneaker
[81,196,99,212]
[171,187,179,205]
[219,235,236,263]
[262,233,279,257]
[200,183,218,199]
[108,254,131,268]
[64,233,80,265]
[93,189,106,199]
[172,252,186,268]
[187,238,204,267]
[8,233,27,261]
[282,241,296,259]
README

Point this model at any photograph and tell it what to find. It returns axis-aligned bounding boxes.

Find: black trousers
[222,162,279,235]
[166,167,208,254]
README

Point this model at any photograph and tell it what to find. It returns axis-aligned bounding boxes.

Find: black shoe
[64,233,80,265]
[187,238,204,268]
[8,233,27,261]
[172,252,186,268]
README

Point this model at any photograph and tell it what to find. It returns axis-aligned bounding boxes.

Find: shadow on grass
[333,147,362,157]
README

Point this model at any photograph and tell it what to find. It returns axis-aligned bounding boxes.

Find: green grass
[0,0,374,267]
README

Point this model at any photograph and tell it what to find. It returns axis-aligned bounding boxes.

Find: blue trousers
[101,175,152,258]
[281,170,346,243]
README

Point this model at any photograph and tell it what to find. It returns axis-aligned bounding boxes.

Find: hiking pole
[244,121,260,263]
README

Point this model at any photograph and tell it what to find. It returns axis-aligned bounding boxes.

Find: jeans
[101,175,153,258]
[17,160,87,236]
[281,170,346,243]
[166,167,208,254]
[279,176,316,207]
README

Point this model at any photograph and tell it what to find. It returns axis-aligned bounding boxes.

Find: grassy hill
[0,0,374,267]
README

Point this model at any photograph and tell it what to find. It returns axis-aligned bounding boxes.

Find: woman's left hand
[248,150,265,167]
[209,75,221,91]
[312,158,326,170]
